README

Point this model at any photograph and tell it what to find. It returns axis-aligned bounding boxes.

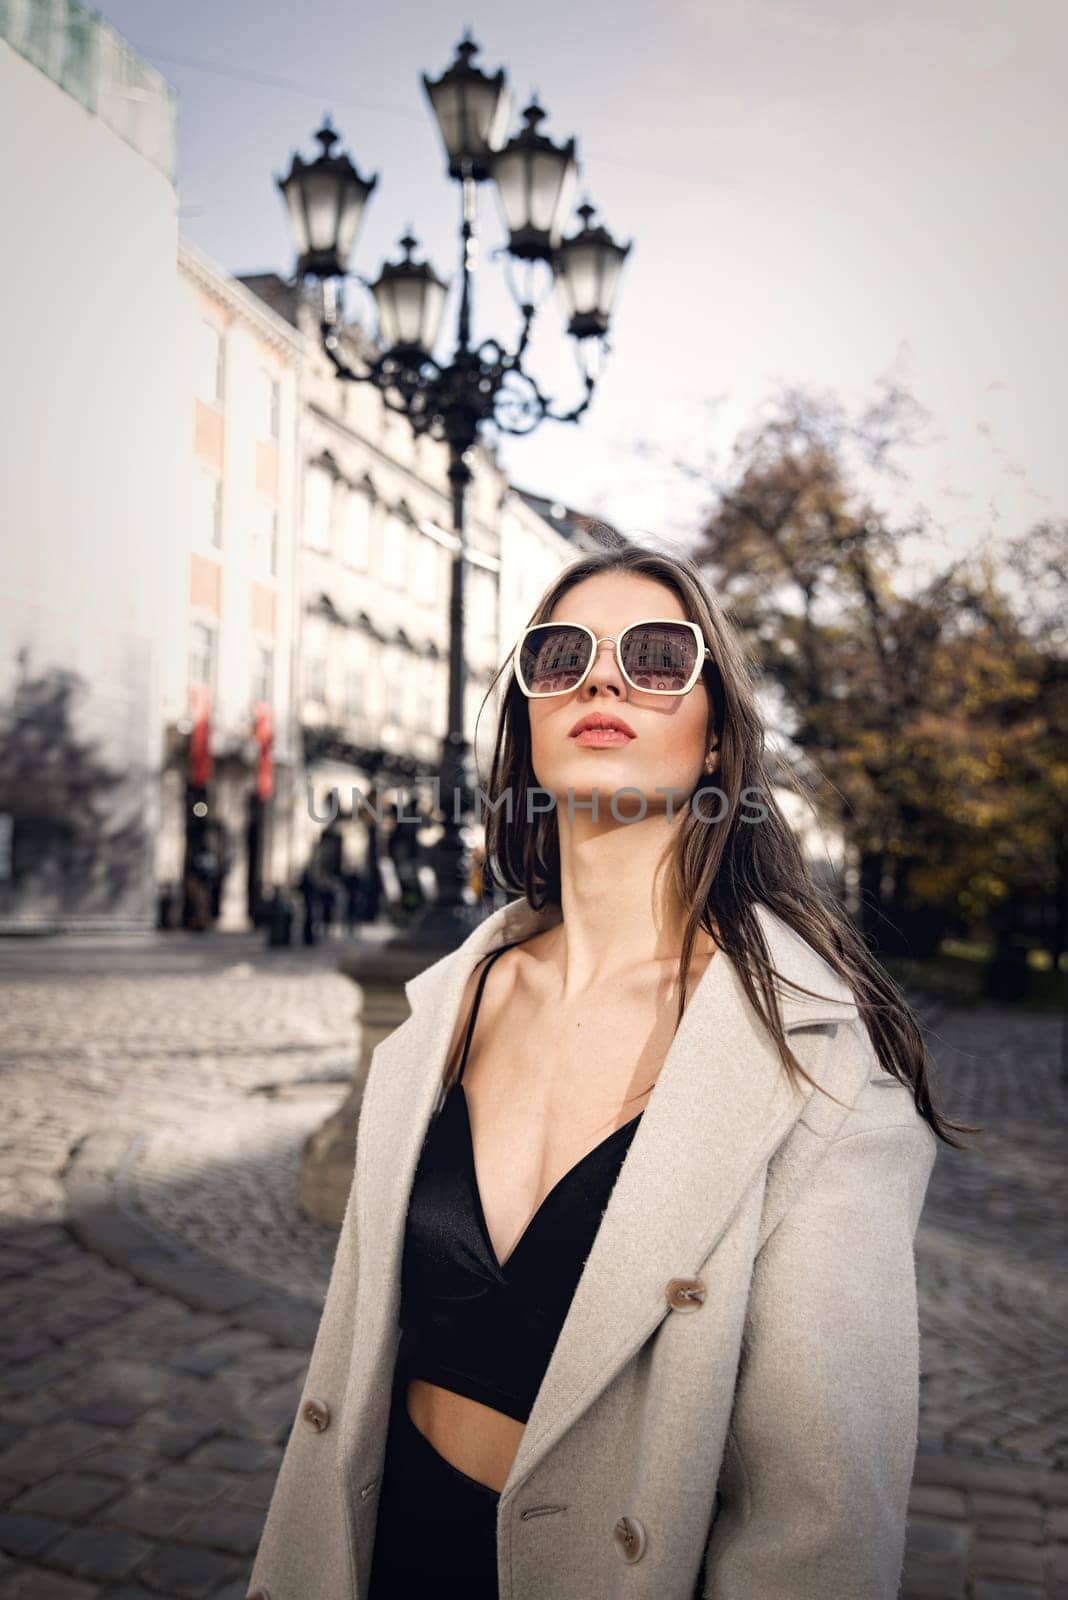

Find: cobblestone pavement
[0,930,1065,1598]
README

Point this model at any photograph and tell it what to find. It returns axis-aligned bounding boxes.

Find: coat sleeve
[701,1077,937,1600]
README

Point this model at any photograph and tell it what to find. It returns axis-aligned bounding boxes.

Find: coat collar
[344,895,863,1506]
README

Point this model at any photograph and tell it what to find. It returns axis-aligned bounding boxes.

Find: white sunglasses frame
[513,617,714,699]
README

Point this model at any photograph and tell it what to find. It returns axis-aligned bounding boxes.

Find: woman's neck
[543,811,715,998]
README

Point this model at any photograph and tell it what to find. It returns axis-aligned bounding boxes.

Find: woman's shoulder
[438,931,545,1083]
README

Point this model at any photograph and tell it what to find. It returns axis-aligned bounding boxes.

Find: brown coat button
[300,1396,331,1432]
[246,1590,270,1599]
[614,1515,647,1562]
[666,1276,706,1310]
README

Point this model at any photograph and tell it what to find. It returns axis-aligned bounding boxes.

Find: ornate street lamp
[422,34,510,180]
[275,119,377,281]
[489,99,578,261]
[276,33,631,950]
[554,201,632,339]
[368,232,450,356]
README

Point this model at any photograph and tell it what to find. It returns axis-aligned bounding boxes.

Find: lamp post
[276,33,630,951]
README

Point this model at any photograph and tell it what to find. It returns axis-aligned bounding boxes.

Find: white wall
[0,41,179,927]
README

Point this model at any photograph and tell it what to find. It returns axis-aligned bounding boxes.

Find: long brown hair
[476,544,977,1150]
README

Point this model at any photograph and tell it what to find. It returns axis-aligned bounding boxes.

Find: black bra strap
[456,939,524,1082]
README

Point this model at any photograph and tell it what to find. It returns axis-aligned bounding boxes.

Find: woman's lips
[571,728,635,747]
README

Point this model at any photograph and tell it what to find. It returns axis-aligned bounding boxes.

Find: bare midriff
[405,1378,522,1493]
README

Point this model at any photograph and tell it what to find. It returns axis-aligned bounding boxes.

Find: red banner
[189,684,213,788]
[254,702,274,801]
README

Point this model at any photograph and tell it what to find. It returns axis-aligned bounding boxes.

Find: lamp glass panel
[557,241,600,317]
[530,150,576,239]
[595,248,625,316]
[372,278,400,348]
[490,148,527,233]
[427,81,464,159]
[419,279,449,352]
[374,274,431,350]
[430,76,507,161]
[335,185,367,264]
[281,181,310,257]
[393,277,430,348]
[301,170,343,254]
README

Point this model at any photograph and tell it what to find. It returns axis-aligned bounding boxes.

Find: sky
[102,0,1067,574]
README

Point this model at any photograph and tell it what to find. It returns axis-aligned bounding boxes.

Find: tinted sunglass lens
[519,625,593,695]
[621,624,698,691]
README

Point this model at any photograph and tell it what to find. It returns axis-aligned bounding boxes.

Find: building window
[252,498,277,578]
[194,320,224,407]
[343,488,371,570]
[193,467,222,549]
[255,368,281,441]
[345,651,367,718]
[417,662,437,731]
[305,649,327,704]
[304,467,333,551]
[384,653,405,725]
[251,642,274,707]
[414,534,439,606]
[189,620,217,690]
[382,512,408,590]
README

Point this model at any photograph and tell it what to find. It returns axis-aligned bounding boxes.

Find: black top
[396,939,644,1424]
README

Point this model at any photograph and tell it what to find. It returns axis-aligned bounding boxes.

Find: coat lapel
[341,894,863,1505]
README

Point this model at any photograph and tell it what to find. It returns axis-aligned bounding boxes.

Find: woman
[246,547,971,1600]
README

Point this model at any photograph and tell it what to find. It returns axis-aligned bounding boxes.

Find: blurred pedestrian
[298,860,319,946]
[389,798,424,914]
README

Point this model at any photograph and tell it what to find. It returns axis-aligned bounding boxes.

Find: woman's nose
[582,640,624,694]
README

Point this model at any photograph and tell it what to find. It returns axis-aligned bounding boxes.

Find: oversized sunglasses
[513,618,713,698]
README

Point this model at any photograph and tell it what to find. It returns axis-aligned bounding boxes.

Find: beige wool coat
[246,894,937,1600]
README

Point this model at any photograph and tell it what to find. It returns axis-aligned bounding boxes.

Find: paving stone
[94,1489,195,1541]
[0,1431,118,1490]
[971,1585,1045,1600]
[0,1402,64,1431]
[980,1516,1046,1545]
[0,1567,101,1597]
[0,1363,82,1400]
[173,1503,265,1556]
[37,1525,154,1584]
[908,1484,969,1519]
[64,1399,152,1432]
[143,1466,235,1507]
[116,1419,219,1462]
[901,1570,966,1599]
[970,1492,1046,1519]
[68,1452,157,1485]
[0,1343,56,1368]
[167,1331,270,1379]
[184,1439,276,1475]
[5,1480,120,1522]
[133,1541,241,1599]
[905,1518,969,1556]
[971,1540,1046,1582]
[0,1516,68,1561]
[221,1471,276,1513]
[207,1581,254,1600]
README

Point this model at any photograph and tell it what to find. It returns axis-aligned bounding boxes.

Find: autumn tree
[692,385,1067,963]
